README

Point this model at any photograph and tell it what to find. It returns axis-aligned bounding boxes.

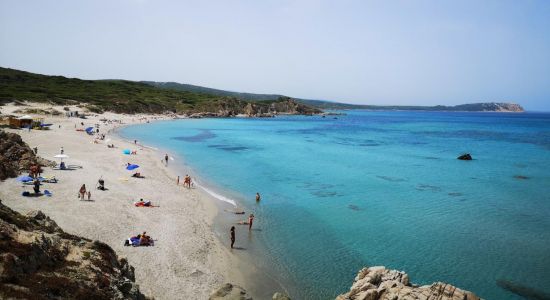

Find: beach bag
[22,191,30,197]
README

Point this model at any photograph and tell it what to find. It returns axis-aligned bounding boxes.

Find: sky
[1,0,549,110]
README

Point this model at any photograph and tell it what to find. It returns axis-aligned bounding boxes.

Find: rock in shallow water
[209,283,253,300]
[457,153,473,160]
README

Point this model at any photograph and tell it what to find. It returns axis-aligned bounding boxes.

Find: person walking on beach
[164,154,169,165]
[87,191,91,201]
[177,176,180,185]
[79,184,86,200]
[248,214,254,231]
[256,192,261,202]
[60,146,64,154]
[230,226,236,249]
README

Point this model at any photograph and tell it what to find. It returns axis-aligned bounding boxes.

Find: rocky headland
[336,266,480,300]
[0,199,149,299]
[0,130,55,180]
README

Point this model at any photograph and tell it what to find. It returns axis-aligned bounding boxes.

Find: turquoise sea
[120,111,550,300]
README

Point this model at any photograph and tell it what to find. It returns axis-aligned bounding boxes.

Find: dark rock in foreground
[336,266,480,300]
[0,130,55,180]
[457,153,473,160]
[0,199,149,300]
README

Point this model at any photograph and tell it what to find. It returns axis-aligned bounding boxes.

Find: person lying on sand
[224,209,245,214]
[125,232,154,246]
[134,198,154,207]
[131,172,145,178]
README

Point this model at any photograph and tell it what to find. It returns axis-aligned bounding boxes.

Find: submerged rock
[457,153,473,160]
[273,292,291,300]
[0,200,149,300]
[209,283,253,300]
[496,279,550,300]
[336,266,480,300]
[209,284,291,300]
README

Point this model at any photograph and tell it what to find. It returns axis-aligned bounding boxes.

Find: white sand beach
[0,103,247,299]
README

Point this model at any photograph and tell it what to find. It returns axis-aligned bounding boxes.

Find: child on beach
[87,191,91,201]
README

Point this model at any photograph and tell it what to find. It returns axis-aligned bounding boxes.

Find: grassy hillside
[0,68,320,113]
[0,67,242,113]
[142,81,284,101]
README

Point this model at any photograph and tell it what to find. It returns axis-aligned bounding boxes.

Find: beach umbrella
[126,164,139,171]
[122,149,131,155]
[17,175,34,182]
[85,127,94,133]
[54,154,69,162]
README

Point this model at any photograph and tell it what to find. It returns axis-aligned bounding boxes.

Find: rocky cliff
[0,130,56,180]
[0,199,149,299]
[336,266,480,300]
[187,97,321,118]
[452,102,524,112]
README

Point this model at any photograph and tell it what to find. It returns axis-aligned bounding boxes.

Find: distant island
[0,67,523,114]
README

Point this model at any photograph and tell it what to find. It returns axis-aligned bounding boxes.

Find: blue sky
[1,0,549,110]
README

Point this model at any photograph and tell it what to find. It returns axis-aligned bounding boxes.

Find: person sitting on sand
[131,150,137,155]
[139,232,151,246]
[79,184,86,200]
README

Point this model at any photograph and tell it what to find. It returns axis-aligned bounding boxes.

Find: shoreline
[115,122,291,299]
[0,102,253,299]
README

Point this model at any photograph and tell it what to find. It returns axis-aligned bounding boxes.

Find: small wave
[197,183,237,206]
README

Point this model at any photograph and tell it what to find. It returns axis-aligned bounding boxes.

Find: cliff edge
[336,266,480,300]
[0,199,149,300]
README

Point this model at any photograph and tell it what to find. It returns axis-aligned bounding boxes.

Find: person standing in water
[248,214,254,231]
[230,226,236,249]
[256,192,261,202]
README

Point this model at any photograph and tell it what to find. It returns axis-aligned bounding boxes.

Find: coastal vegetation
[0,67,319,115]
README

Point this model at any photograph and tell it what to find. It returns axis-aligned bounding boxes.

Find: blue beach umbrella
[122,149,131,155]
[126,164,139,171]
[17,175,34,182]
[85,127,94,132]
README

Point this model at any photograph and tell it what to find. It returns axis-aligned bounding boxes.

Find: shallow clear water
[121,111,550,300]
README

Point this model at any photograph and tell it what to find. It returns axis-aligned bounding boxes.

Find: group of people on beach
[176,174,192,188]
[78,184,91,200]
[229,192,261,249]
